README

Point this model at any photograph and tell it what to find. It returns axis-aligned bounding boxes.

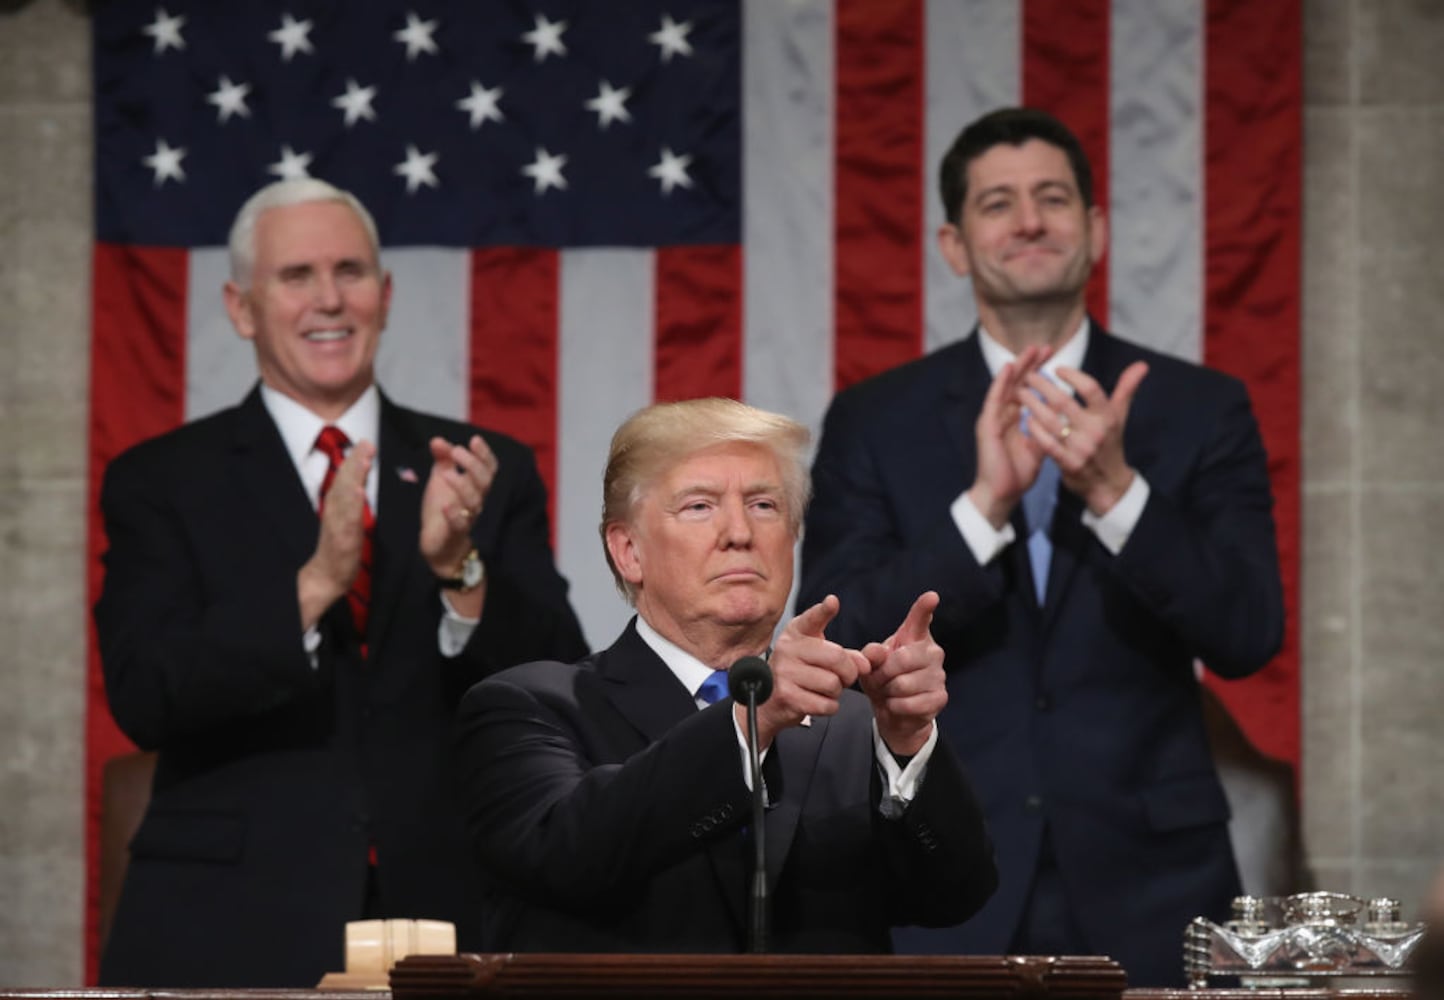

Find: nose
[313,272,343,312]
[717,495,753,548]
[1014,197,1044,235]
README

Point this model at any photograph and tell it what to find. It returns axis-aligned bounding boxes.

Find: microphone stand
[743,683,768,954]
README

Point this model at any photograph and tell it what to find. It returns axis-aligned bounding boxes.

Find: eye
[676,498,714,520]
[749,497,782,516]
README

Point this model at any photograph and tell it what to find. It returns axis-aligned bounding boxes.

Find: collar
[977,317,1090,380]
[260,383,381,464]
[634,615,726,700]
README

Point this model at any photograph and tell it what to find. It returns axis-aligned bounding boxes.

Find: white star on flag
[648,147,694,195]
[521,13,567,62]
[331,79,378,127]
[206,76,252,123]
[142,138,186,186]
[456,81,504,130]
[585,80,632,129]
[142,7,187,55]
[394,145,440,193]
[648,14,694,63]
[521,147,568,194]
[268,13,314,61]
[267,145,313,180]
[393,12,440,61]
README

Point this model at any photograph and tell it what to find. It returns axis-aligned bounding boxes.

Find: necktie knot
[696,670,730,705]
[315,425,351,466]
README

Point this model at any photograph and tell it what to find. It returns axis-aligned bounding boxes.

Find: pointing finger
[788,594,841,639]
[893,591,939,646]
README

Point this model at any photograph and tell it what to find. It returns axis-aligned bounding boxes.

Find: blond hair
[600,398,810,604]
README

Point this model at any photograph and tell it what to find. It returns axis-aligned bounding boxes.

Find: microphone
[728,654,773,954]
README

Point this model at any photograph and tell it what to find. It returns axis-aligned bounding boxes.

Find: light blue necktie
[696,669,730,705]
[1021,456,1060,604]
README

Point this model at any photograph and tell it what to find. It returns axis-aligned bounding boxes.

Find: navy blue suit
[798,325,1284,986]
[455,621,998,953]
[96,387,587,987]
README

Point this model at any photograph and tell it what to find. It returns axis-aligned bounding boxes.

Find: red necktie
[314,426,375,641]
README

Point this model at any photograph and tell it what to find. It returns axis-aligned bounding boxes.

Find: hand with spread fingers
[420,433,498,576]
[968,344,1052,529]
[745,594,871,751]
[1020,360,1149,516]
[298,439,374,629]
[859,590,948,757]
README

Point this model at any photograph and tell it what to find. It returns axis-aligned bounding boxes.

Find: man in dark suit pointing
[798,108,1285,985]
[95,179,586,986]
[455,397,997,953]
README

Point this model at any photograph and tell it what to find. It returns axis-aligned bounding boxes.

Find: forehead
[653,441,782,493]
[966,139,1078,197]
[253,200,375,262]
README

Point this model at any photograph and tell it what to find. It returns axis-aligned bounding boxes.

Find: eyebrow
[665,480,782,504]
[974,178,1075,202]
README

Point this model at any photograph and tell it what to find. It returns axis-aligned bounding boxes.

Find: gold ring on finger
[1058,423,1072,442]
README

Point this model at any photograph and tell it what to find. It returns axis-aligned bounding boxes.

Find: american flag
[88,0,1300,976]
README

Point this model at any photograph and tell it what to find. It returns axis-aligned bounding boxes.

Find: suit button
[1035,694,1051,711]
[1024,795,1043,813]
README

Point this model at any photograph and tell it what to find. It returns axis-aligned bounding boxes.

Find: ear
[604,521,645,588]
[378,269,394,328]
[223,281,256,341]
[937,222,972,279]
[1086,204,1108,268]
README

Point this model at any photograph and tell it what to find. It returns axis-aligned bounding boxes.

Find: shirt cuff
[437,593,480,657]
[951,491,1016,565]
[873,721,938,817]
[1080,473,1150,555]
[301,624,323,671]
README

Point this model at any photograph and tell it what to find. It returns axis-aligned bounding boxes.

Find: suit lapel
[229,387,317,569]
[762,712,829,894]
[1041,322,1123,630]
[594,622,701,743]
[368,395,428,658]
[942,334,991,476]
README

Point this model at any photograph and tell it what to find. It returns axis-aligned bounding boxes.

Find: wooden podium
[389,953,1129,999]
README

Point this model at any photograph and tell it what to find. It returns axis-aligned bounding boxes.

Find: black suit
[95,387,587,987]
[798,326,1284,986]
[454,621,998,953]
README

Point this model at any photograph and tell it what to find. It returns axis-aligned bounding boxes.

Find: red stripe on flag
[1022,0,1111,322]
[86,243,190,982]
[1203,0,1302,771]
[654,245,743,402]
[468,248,561,532]
[834,0,925,391]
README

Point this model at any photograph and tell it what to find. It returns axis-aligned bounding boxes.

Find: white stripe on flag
[557,248,655,648]
[923,0,1021,354]
[741,0,834,440]
[1108,0,1204,362]
[379,249,470,419]
[186,247,250,421]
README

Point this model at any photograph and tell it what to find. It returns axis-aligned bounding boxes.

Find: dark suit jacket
[798,325,1284,986]
[454,621,998,953]
[95,386,587,987]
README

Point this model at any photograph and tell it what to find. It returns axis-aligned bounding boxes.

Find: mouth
[303,328,351,343]
[713,568,764,583]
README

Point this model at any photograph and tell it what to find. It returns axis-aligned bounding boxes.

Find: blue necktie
[696,670,729,705]
[1022,456,1060,603]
